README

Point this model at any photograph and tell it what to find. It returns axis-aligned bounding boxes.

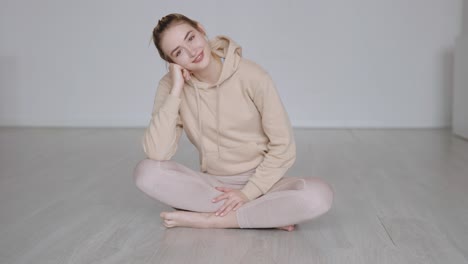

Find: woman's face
[160,22,211,72]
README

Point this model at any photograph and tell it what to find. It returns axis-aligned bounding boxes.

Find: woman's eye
[189,35,195,41]
[175,50,181,57]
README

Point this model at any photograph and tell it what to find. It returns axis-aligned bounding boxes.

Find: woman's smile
[193,50,204,63]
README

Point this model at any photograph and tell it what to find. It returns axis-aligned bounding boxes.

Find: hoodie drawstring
[216,84,221,158]
[193,82,222,172]
[194,83,207,172]
[191,51,232,172]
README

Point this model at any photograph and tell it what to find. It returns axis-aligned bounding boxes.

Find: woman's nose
[188,48,197,57]
[186,44,197,57]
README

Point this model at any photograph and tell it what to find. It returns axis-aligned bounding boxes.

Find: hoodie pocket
[205,142,265,175]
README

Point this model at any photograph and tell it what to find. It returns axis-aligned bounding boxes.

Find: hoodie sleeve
[142,75,184,160]
[240,71,297,201]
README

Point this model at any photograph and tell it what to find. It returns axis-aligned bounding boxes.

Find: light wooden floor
[1,127,468,264]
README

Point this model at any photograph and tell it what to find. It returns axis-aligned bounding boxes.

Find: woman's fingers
[168,63,186,89]
[220,202,238,216]
[232,202,243,211]
[212,192,228,203]
[215,197,232,215]
[182,69,191,81]
[212,187,232,202]
[218,196,243,215]
[216,200,235,216]
[212,188,248,216]
[169,63,191,85]
[215,186,231,192]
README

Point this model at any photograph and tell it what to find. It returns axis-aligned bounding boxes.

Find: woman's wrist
[170,86,182,97]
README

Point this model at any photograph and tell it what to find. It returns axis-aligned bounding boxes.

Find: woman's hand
[169,63,191,96]
[212,187,250,217]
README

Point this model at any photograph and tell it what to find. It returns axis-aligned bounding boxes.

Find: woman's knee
[133,159,166,190]
[302,178,334,216]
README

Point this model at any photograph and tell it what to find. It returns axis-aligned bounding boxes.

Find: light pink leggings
[133,159,334,228]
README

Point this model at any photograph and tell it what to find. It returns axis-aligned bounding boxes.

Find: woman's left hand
[212,187,249,217]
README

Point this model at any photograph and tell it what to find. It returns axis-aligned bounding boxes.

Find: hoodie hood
[187,35,242,89]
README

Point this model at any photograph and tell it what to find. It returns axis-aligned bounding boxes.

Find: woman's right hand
[169,63,191,96]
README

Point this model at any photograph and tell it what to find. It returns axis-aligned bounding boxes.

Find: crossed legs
[133,159,333,230]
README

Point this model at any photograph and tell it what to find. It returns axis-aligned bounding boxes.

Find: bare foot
[160,211,212,228]
[161,210,296,231]
[277,225,296,231]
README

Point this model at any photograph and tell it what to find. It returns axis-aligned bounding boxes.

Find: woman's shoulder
[151,73,173,99]
[237,58,270,80]
[158,72,172,87]
[236,58,277,96]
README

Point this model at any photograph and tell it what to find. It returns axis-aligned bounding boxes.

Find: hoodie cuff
[160,94,181,114]
[240,181,264,201]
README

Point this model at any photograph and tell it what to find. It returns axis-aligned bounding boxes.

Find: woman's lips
[193,51,204,63]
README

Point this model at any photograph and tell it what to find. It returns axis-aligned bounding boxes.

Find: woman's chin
[190,61,209,73]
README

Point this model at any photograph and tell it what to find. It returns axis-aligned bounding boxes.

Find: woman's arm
[240,71,297,201]
[142,75,184,160]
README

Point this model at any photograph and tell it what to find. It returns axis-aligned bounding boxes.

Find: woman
[133,13,334,231]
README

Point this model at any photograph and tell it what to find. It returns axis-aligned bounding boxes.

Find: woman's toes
[163,219,175,228]
[160,211,169,219]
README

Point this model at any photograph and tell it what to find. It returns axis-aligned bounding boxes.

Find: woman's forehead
[161,23,196,51]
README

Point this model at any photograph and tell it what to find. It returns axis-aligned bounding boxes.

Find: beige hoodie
[142,35,296,201]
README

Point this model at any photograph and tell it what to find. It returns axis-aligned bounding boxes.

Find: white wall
[463,0,468,36]
[452,0,468,138]
[0,0,463,128]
